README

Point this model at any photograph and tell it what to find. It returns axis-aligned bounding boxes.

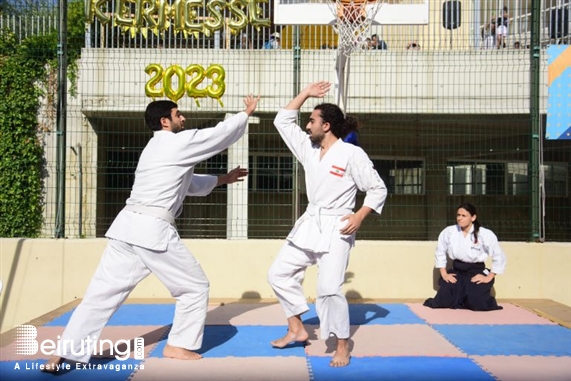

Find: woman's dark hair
[145,100,178,131]
[457,203,480,243]
[313,103,360,139]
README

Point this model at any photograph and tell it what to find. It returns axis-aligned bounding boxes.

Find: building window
[448,162,569,196]
[372,159,424,195]
[507,162,528,195]
[543,163,569,196]
[447,162,487,195]
[105,150,139,190]
[248,155,293,192]
[447,162,505,195]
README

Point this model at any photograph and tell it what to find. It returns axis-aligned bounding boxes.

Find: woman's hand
[442,272,457,283]
[471,273,495,284]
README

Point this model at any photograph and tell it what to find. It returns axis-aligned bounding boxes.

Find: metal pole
[292,25,301,221]
[54,0,68,238]
[71,144,83,238]
[529,0,541,241]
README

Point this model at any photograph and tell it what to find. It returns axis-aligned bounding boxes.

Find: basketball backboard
[273,0,429,26]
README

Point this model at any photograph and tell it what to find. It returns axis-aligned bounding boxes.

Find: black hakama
[424,260,502,311]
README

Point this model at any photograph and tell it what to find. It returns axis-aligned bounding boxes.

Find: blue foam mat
[434,324,571,356]
[0,359,141,381]
[46,303,426,327]
[149,325,306,358]
[308,356,496,381]
[303,303,425,325]
[18,303,571,381]
[45,304,176,326]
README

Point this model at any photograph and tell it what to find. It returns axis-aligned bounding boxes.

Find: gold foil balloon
[182,0,204,35]
[227,0,248,33]
[163,65,186,102]
[204,0,225,33]
[136,0,158,30]
[185,64,207,106]
[205,64,226,107]
[114,0,135,27]
[249,0,270,29]
[145,63,164,98]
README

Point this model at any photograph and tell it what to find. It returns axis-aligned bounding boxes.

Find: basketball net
[326,0,382,112]
[327,0,384,57]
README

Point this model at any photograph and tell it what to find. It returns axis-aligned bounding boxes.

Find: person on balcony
[496,6,509,48]
[236,33,253,49]
[482,18,496,50]
[264,32,281,49]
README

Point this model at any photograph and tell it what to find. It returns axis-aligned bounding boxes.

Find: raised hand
[284,81,331,110]
[304,81,331,98]
[243,94,261,116]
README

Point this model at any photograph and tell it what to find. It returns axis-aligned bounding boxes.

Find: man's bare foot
[270,328,309,348]
[330,339,350,367]
[163,344,202,360]
[41,356,64,373]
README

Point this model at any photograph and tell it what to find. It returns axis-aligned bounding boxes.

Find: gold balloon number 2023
[145,63,226,106]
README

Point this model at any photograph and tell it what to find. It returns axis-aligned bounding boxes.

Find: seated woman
[424,203,506,311]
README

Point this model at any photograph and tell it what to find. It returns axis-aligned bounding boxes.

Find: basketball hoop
[327,0,383,56]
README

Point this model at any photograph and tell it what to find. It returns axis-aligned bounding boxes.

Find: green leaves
[0,1,85,236]
[0,31,46,237]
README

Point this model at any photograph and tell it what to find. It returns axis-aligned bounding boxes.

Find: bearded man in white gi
[268,82,387,367]
[44,95,260,372]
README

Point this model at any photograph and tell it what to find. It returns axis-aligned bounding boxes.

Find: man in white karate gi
[44,95,260,371]
[268,82,387,367]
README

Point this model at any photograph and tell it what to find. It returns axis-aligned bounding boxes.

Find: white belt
[123,204,176,225]
[305,203,352,232]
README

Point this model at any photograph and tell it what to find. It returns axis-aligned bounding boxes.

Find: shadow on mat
[81,292,277,362]
[303,301,390,326]
[46,325,170,376]
[95,325,171,360]
[200,291,280,353]
[301,288,391,354]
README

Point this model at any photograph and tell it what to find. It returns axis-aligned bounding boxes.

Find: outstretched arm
[187,167,247,196]
[216,166,248,187]
[285,81,331,110]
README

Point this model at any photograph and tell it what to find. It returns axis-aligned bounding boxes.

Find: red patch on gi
[330,165,345,177]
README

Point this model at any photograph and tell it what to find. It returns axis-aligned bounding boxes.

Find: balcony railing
[1,1,569,50]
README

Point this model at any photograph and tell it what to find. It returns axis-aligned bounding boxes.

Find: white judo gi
[56,112,250,363]
[425,224,507,310]
[268,109,387,340]
[435,224,507,275]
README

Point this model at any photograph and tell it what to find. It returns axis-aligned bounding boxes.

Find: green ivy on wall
[0,32,55,237]
[0,0,84,237]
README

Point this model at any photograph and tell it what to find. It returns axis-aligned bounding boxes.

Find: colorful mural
[546,45,571,140]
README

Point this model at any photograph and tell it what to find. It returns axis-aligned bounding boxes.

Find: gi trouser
[268,239,352,340]
[423,260,502,311]
[56,228,209,363]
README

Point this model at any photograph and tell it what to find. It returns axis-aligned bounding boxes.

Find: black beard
[309,134,323,145]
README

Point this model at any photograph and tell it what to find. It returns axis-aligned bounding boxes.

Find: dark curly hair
[313,103,360,139]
